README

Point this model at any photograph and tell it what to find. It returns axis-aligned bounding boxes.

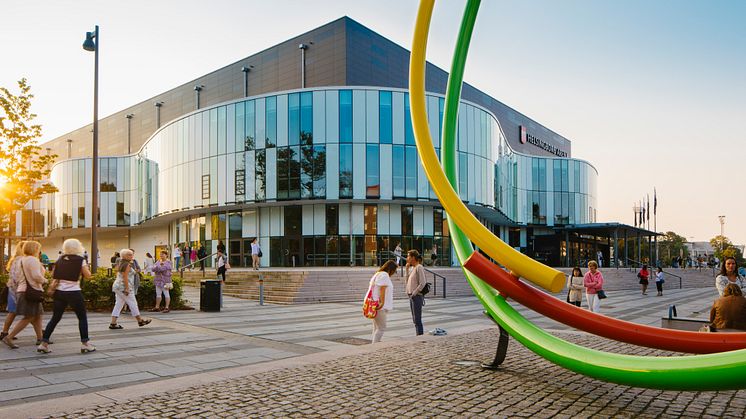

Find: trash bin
[200,280,221,312]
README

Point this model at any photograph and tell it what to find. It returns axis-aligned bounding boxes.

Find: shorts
[639,279,649,285]
[7,291,17,313]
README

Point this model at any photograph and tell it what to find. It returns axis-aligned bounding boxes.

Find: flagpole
[654,188,658,266]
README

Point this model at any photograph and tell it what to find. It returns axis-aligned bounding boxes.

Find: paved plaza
[0,284,743,417]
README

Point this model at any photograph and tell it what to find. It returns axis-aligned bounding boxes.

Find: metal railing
[379,250,405,276]
[179,252,219,278]
[423,267,447,299]
[661,269,684,290]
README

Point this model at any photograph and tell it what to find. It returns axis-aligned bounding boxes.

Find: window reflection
[339,144,353,198]
[266,96,277,148]
[339,90,352,143]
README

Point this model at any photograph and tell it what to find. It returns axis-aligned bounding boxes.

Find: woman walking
[715,257,745,296]
[2,241,47,349]
[150,250,173,313]
[189,247,197,270]
[638,264,650,295]
[655,266,665,296]
[406,250,427,335]
[143,252,155,275]
[566,267,584,307]
[367,260,397,343]
[38,239,95,354]
[109,249,151,329]
[251,238,261,270]
[1,241,26,342]
[584,260,604,313]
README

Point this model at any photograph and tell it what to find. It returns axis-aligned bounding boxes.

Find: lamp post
[718,215,725,237]
[83,25,99,271]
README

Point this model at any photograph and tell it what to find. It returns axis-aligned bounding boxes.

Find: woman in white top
[251,238,261,270]
[2,241,47,349]
[368,260,397,343]
[109,249,151,329]
[566,267,584,307]
[1,241,26,342]
[142,253,155,275]
[715,257,745,297]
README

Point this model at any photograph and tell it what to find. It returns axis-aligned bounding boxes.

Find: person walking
[406,250,427,335]
[217,240,226,255]
[190,246,197,270]
[130,249,142,296]
[37,239,96,354]
[716,257,745,297]
[110,252,120,269]
[393,243,403,266]
[216,250,228,307]
[197,244,207,271]
[143,252,155,275]
[173,245,182,271]
[566,267,584,307]
[638,264,650,295]
[1,241,26,342]
[655,266,665,296]
[251,238,261,270]
[431,244,438,266]
[367,260,397,343]
[150,250,173,313]
[109,249,151,330]
[584,260,604,313]
[2,241,47,349]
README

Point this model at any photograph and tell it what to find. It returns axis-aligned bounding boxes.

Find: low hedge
[0,270,191,312]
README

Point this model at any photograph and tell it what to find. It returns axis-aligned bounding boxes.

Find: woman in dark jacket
[38,239,95,354]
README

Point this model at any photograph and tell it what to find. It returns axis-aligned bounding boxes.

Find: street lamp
[718,215,725,237]
[83,25,99,271]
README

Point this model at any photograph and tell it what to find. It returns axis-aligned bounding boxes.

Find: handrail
[423,267,447,298]
[180,251,219,278]
[379,250,405,276]
[660,269,683,290]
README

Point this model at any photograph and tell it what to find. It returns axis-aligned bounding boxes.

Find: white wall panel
[417,151,428,198]
[366,90,379,143]
[339,203,350,235]
[392,92,405,145]
[218,154,227,206]
[245,151,256,201]
[270,206,282,236]
[427,95,440,149]
[313,91,326,144]
[424,206,434,236]
[390,204,401,235]
[325,90,339,142]
[242,209,258,237]
[255,98,266,149]
[352,90,366,143]
[326,144,339,200]
[302,205,314,236]
[353,143,366,199]
[468,154,476,204]
[226,155,235,204]
[351,203,364,235]
[377,204,390,235]
[227,104,236,154]
[413,206,424,236]
[259,207,270,237]
[277,94,288,147]
[313,204,326,235]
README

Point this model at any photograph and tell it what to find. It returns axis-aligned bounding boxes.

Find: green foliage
[709,235,744,265]
[0,270,190,312]
[658,231,690,266]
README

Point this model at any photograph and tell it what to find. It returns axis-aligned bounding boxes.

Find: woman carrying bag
[2,241,47,349]
[566,267,584,307]
[366,260,397,343]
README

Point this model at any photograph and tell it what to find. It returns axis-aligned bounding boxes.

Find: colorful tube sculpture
[411,0,746,390]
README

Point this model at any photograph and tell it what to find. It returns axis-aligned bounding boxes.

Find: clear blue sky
[2,0,745,245]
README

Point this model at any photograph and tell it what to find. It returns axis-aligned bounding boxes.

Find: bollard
[259,274,264,306]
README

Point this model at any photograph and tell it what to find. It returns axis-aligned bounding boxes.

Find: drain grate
[326,337,372,346]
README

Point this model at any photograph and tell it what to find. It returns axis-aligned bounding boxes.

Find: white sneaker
[81,342,96,353]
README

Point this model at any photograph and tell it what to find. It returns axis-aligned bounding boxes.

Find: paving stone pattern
[43,329,746,418]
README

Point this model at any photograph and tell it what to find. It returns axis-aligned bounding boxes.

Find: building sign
[519,125,568,157]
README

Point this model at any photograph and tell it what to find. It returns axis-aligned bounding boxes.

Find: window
[289,93,300,146]
[288,146,301,199]
[404,93,414,145]
[379,91,392,144]
[401,206,413,235]
[339,90,352,143]
[277,147,290,200]
[364,205,377,235]
[218,106,227,155]
[434,208,444,237]
[339,144,353,199]
[201,174,210,199]
[245,100,255,150]
[301,145,326,199]
[366,144,380,198]
[284,205,302,236]
[405,146,417,197]
[392,145,405,197]
[266,96,277,148]
[229,211,242,238]
[300,91,313,145]
[235,102,245,152]
[235,169,245,197]
[326,205,338,235]
[255,150,266,201]
[209,108,218,156]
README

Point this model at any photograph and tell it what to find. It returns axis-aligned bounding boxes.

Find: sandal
[37,343,52,354]
[81,342,96,353]
[109,324,124,330]
[138,318,152,327]
[2,336,19,349]
[162,308,170,313]
[0,332,7,340]
[149,307,161,312]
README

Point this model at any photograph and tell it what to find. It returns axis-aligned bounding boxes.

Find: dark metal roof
[555,222,661,237]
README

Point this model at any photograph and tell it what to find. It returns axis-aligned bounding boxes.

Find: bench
[661,305,744,332]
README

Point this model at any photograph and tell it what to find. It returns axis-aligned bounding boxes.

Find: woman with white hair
[109,248,151,329]
[37,239,95,354]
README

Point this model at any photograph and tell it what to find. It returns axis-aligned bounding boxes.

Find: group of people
[365,249,429,343]
[172,243,207,271]
[1,239,181,353]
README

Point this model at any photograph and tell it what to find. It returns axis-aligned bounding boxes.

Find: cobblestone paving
[43,329,746,418]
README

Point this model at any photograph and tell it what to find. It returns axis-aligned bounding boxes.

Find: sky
[1,0,745,245]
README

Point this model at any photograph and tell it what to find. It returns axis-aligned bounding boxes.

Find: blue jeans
[409,294,424,335]
[43,290,89,343]
[174,257,181,270]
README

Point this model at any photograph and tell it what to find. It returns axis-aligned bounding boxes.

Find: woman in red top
[584,260,604,313]
[638,264,650,295]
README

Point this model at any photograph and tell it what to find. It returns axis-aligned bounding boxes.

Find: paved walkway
[0,285,738,417]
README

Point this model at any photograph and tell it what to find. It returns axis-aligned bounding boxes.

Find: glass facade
[36,87,597,267]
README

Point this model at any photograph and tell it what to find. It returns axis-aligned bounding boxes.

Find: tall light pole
[718,215,726,237]
[83,25,99,271]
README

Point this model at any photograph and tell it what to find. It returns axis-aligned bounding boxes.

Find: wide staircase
[179,266,718,304]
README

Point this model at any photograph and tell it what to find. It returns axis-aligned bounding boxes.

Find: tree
[658,231,689,266]
[709,235,744,265]
[0,78,57,272]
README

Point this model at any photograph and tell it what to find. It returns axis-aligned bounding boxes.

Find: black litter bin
[200,280,221,312]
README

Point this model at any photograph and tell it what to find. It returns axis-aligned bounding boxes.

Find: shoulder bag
[596,289,607,299]
[362,277,380,319]
[20,261,45,303]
